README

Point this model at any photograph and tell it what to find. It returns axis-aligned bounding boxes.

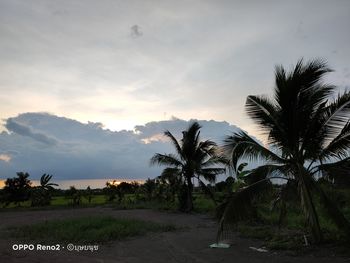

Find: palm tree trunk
[185,176,194,212]
[297,166,322,243]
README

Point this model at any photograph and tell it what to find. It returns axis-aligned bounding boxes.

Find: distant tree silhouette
[84,186,94,204]
[65,186,81,206]
[2,172,31,206]
[137,178,156,201]
[104,181,118,202]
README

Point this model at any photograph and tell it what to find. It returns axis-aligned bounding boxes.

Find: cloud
[5,118,58,146]
[0,112,247,181]
[0,154,11,162]
[135,118,241,143]
[0,0,349,138]
[141,133,168,144]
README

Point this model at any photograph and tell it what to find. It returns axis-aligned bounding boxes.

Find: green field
[0,193,217,212]
[1,194,107,209]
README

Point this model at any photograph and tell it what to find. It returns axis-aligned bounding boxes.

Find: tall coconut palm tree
[220,59,350,243]
[150,122,226,212]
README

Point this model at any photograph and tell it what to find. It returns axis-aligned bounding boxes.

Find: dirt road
[0,207,348,263]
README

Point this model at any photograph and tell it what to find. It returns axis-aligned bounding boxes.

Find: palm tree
[150,122,226,212]
[31,174,58,207]
[220,59,350,243]
[39,174,58,190]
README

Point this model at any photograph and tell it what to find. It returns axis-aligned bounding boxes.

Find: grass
[114,193,217,213]
[193,194,216,213]
[113,200,177,211]
[0,193,216,213]
[236,223,306,250]
[232,192,350,251]
[51,195,105,206]
[6,216,177,243]
[0,194,118,210]
[214,186,350,251]
[0,195,231,218]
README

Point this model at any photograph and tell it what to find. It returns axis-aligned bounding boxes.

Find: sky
[0,1,349,180]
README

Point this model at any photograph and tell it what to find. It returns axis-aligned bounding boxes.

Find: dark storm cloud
[5,118,58,146]
[0,113,247,180]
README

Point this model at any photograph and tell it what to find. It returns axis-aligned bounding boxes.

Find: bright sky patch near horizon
[1,0,350,139]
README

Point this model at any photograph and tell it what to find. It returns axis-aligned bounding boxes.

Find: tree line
[0,172,58,207]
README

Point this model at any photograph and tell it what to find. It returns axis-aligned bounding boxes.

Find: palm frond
[216,178,270,242]
[244,164,290,185]
[249,163,290,177]
[223,131,285,171]
[159,167,181,180]
[164,130,182,156]
[300,101,328,160]
[320,120,350,160]
[40,174,51,186]
[39,174,58,189]
[193,140,218,162]
[198,167,226,183]
[197,140,217,154]
[275,59,332,108]
[181,122,202,160]
[312,157,350,179]
[194,130,201,149]
[245,95,285,145]
[201,155,228,167]
[273,59,333,155]
[237,162,248,173]
[150,153,183,167]
[322,91,350,142]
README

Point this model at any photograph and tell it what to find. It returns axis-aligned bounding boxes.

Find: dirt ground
[0,207,349,263]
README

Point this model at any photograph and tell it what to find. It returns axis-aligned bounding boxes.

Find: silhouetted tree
[137,178,156,201]
[31,174,58,206]
[2,172,31,206]
[219,58,350,243]
[65,186,81,206]
[83,186,94,204]
[151,122,226,212]
[103,181,118,202]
